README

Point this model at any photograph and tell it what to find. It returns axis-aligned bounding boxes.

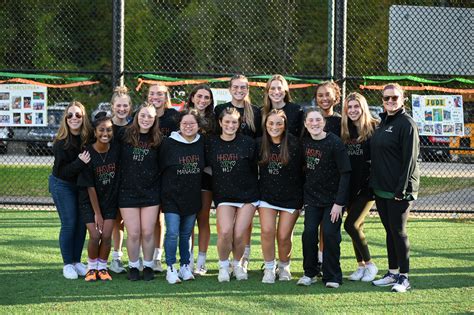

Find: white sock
[219,260,230,269]
[129,260,140,269]
[153,248,163,261]
[233,259,241,269]
[264,260,275,270]
[112,250,122,260]
[278,260,290,268]
[389,269,399,275]
[143,260,154,268]
[197,252,207,267]
[318,251,323,263]
[88,258,98,270]
[98,260,108,270]
[243,245,251,259]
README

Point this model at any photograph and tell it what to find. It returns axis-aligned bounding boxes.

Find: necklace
[94,143,110,163]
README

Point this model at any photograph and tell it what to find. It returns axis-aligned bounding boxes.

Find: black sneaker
[128,267,140,281]
[391,274,411,293]
[143,266,155,281]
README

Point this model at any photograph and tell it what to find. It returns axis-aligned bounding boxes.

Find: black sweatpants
[344,195,374,263]
[375,197,411,273]
[302,205,342,284]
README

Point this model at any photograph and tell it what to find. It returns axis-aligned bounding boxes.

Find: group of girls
[50,75,419,293]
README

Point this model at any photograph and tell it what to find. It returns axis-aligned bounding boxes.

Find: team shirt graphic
[305,147,322,170]
[217,153,239,173]
[177,154,201,175]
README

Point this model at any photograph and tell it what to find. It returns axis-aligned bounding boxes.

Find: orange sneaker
[85,269,97,282]
[98,269,112,281]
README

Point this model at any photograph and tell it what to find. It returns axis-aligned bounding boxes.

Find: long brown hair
[341,92,378,144]
[54,101,92,149]
[259,109,290,165]
[229,74,256,133]
[262,74,291,118]
[124,103,162,147]
[186,84,215,134]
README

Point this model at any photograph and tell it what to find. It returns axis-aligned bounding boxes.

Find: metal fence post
[327,0,335,80]
[334,0,347,102]
[112,0,125,88]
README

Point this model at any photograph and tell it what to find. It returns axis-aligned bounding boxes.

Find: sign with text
[412,94,464,136]
[0,84,48,126]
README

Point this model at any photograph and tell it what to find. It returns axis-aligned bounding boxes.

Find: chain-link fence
[0,0,472,217]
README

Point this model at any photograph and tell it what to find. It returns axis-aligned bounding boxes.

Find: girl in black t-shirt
[147,84,179,272]
[185,85,215,275]
[110,86,133,274]
[262,74,304,137]
[119,103,162,281]
[258,109,304,284]
[77,113,119,282]
[206,108,259,282]
[315,81,342,136]
[160,109,205,284]
[297,108,351,289]
[341,92,379,283]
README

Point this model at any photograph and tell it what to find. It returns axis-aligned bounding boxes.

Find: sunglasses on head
[66,112,83,119]
[382,95,399,102]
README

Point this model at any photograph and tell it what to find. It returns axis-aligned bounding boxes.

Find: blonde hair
[111,85,132,115]
[230,74,256,133]
[54,101,92,148]
[341,92,378,144]
[262,74,291,117]
[124,103,162,147]
[315,80,341,106]
[148,84,172,108]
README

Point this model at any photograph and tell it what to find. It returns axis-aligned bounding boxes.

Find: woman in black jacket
[370,83,420,293]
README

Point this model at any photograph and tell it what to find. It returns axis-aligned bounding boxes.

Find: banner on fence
[0,84,48,127]
[211,88,232,107]
[412,94,464,136]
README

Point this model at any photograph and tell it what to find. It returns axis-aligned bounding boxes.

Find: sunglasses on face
[66,112,83,119]
[382,95,399,102]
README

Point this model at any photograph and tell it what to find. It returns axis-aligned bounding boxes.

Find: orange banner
[360,84,474,95]
[0,78,100,88]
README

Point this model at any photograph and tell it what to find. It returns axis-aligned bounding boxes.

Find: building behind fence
[0,1,472,216]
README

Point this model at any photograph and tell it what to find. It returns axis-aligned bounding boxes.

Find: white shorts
[259,200,298,214]
[217,201,260,208]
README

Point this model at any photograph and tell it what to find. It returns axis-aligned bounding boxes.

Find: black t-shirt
[77,143,120,213]
[324,112,342,137]
[159,136,205,215]
[52,134,87,183]
[345,121,372,203]
[280,102,304,137]
[258,134,304,209]
[214,102,262,138]
[118,132,161,207]
[159,108,180,137]
[205,134,259,205]
[302,132,351,207]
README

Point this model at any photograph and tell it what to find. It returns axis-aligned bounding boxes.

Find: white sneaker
[372,272,399,287]
[326,282,340,288]
[297,275,317,286]
[63,264,78,279]
[218,266,231,282]
[277,265,292,281]
[73,262,87,276]
[166,266,182,284]
[178,264,195,281]
[194,265,208,276]
[153,260,163,272]
[262,268,276,284]
[233,265,248,281]
[348,267,365,281]
[109,259,126,274]
[242,257,249,270]
[361,263,379,282]
[391,275,411,293]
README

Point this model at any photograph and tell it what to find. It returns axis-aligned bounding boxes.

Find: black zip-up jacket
[370,108,420,200]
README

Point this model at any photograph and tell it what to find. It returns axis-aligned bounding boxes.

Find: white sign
[412,95,464,136]
[0,84,48,126]
[211,88,232,108]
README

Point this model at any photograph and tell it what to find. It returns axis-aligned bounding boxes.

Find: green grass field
[1,165,472,198]
[0,210,472,313]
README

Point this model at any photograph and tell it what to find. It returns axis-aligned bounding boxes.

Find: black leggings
[375,197,411,273]
[344,195,374,263]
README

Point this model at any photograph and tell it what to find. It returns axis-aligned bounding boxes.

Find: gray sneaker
[372,272,399,287]
[109,259,126,274]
